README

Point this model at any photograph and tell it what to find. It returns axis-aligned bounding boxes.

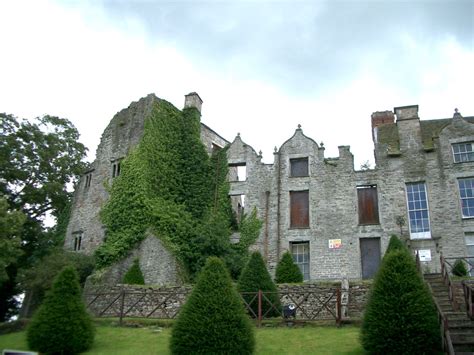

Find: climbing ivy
[96,101,262,280]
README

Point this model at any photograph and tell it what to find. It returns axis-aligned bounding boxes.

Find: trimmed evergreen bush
[27,266,95,354]
[123,258,145,284]
[238,251,281,318]
[170,257,255,354]
[361,249,440,354]
[452,259,468,277]
[275,251,303,283]
[384,234,406,257]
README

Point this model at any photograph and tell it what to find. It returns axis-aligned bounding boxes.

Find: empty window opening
[73,232,83,251]
[357,185,379,225]
[212,143,222,154]
[84,173,92,189]
[228,163,247,182]
[458,178,474,218]
[230,194,246,230]
[406,182,431,239]
[290,157,309,177]
[291,242,310,281]
[290,190,309,228]
[453,142,474,163]
[112,160,122,178]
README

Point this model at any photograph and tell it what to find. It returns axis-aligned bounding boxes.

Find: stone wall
[84,282,370,321]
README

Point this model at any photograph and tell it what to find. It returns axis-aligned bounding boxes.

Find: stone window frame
[290,241,310,281]
[73,231,83,251]
[83,169,94,190]
[289,190,310,229]
[111,157,124,178]
[357,185,380,225]
[405,182,431,240]
[458,177,474,219]
[228,162,247,182]
[289,157,309,177]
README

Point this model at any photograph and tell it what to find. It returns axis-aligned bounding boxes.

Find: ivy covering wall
[96,101,261,280]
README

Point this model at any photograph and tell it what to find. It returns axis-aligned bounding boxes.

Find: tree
[122,258,145,284]
[361,249,440,354]
[0,113,87,321]
[19,248,94,317]
[275,251,303,283]
[383,234,406,259]
[237,251,281,318]
[27,266,95,354]
[170,257,255,354]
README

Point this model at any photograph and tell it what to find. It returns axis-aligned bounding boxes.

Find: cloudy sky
[1,0,473,167]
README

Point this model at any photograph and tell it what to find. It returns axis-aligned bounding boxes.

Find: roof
[377,116,474,152]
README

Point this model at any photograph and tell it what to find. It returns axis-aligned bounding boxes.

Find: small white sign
[417,249,431,262]
[329,239,342,249]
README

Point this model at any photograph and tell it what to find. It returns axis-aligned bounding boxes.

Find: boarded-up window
[290,190,309,228]
[357,186,379,225]
[290,157,309,177]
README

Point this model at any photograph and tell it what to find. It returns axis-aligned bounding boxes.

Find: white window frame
[458,178,474,218]
[405,182,431,239]
[452,142,474,163]
[290,241,310,281]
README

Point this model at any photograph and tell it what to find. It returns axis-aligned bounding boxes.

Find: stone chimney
[371,110,395,143]
[394,105,419,121]
[184,92,203,113]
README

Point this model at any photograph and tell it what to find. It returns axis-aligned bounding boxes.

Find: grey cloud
[89,0,473,94]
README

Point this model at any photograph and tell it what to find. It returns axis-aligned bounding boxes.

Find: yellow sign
[329,239,342,249]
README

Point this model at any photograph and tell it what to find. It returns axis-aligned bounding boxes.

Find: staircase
[425,273,474,354]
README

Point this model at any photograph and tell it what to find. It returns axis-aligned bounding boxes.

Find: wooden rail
[440,254,459,311]
[462,281,474,320]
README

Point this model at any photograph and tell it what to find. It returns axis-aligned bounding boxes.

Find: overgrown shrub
[238,251,280,318]
[361,249,440,354]
[275,251,303,283]
[452,259,468,277]
[170,257,255,354]
[27,266,95,354]
[122,258,145,284]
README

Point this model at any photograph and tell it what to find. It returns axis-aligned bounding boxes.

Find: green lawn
[0,325,365,354]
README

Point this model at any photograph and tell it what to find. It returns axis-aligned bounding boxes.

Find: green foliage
[452,259,468,277]
[238,251,280,318]
[384,235,405,259]
[27,266,95,353]
[275,251,303,283]
[19,248,95,317]
[361,249,440,354]
[123,259,145,285]
[0,197,25,284]
[170,257,255,354]
[97,102,262,280]
[0,113,87,321]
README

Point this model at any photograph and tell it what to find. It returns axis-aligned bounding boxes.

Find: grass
[0,324,365,354]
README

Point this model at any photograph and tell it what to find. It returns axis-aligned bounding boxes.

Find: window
[290,157,309,177]
[84,173,92,189]
[73,232,83,251]
[112,161,121,178]
[465,233,474,276]
[357,185,379,225]
[291,242,310,281]
[453,142,474,163]
[230,194,245,228]
[458,178,474,218]
[228,163,246,181]
[406,182,431,239]
[290,190,309,228]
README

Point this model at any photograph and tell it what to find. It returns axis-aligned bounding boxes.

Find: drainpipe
[264,191,270,261]
[276,148,282,261]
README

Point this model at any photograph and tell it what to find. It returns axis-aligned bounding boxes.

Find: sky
[1,0,473,167]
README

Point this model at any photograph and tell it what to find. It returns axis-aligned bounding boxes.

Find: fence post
[257,290,262,328]
[119,287,125,326]
[336,288,341,327]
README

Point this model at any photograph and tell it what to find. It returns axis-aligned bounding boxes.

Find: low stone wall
[84,281,371,321]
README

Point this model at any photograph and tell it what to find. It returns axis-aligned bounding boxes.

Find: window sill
[358,223,380,226]
[289,226,310,230]
[289,175,309,178]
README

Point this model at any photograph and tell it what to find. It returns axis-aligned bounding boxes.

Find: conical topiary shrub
[237,251,281,318]
[275,251,303,283]
[452,259,468,277]
[170,257,254,354]
[27,266,95,354]
[361,249,440,354]
[123,258,145,284]
[383,235,406,259]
